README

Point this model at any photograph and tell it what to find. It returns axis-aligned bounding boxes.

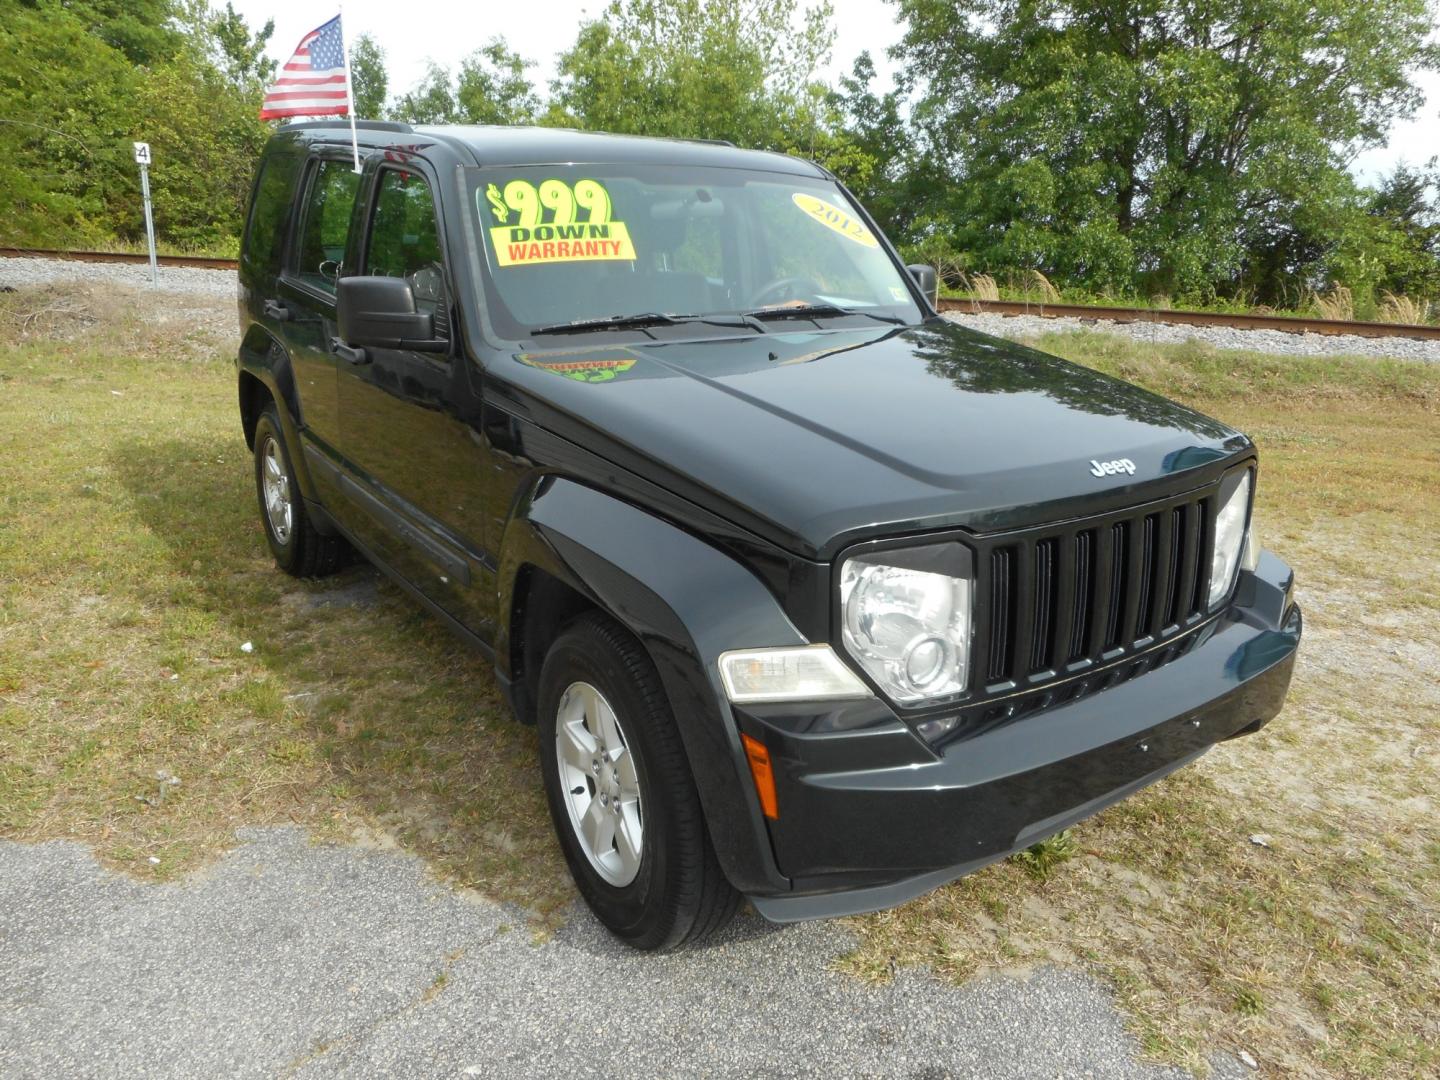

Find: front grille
[975,488,1214,694]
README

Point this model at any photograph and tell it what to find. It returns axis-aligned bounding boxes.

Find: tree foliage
[1,0,1437,306]
[348,34,388,119]
[457,41,542,126]
[204,1,275,91]
[892,0,1440,301]
[390,40,540,126]
[0,0,270,251]
[548,0,857,172]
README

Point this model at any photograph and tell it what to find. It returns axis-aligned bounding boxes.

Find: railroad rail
[0,246,240,271]
[935,296,1440,341]
[4,246,1438,341]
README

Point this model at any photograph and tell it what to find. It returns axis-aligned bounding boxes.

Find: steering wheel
[749,276,824,308]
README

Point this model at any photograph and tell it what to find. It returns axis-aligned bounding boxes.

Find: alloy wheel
[554,681,644,886]
[260,435,293,545]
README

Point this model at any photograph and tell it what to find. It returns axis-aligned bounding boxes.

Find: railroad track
[4,246,1438,341]
[935,297,1440,341]
[0,246,240,272]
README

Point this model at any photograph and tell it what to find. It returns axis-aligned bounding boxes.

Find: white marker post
[133,141,158,286]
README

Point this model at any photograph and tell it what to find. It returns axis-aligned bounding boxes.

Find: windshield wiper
[530,312,689,335]
[531,311,769,336]
[685,313,769,333]
[743,303,906,326]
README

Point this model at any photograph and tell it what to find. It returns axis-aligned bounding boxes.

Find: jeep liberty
[235,122,1301,949]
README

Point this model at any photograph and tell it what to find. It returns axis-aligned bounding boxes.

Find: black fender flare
[237,325,319,502]
[497,476,803,895]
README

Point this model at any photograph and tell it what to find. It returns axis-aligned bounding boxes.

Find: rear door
[334,161,494,637]
[273,153,362,502]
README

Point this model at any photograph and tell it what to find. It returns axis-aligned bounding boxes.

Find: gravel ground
[0,256,237,297]
[0,828,1251,1079]
[945,310,1440,362]
[3,256,1436,361]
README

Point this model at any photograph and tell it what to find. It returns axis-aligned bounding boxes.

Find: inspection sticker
[791,192,879,248]
[483,179,637,266]
[516,355,637,382]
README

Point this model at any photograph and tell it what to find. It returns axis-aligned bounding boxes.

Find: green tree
[349,33,388,119]
[0,0,276,251]
[456,40,541,125]
[0,1,142,246]
[828,52,938,243]
[391,62,459,124]
[15,0,184,66]
[894,0,1440,299]
[205,1,275,91]
[548,0,855,171]
[391,40,538,125]
[1366,164,1440,300]
[132,50,271,248]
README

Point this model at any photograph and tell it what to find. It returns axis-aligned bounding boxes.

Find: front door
[335,163,494,639]
[276,154,361,507]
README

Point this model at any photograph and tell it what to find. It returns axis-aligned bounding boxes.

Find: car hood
[492,320,1250,560]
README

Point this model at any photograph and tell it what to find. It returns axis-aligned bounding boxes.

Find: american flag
[259,16,350,120]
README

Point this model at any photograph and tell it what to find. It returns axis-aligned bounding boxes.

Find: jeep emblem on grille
[1089,457,1137,477]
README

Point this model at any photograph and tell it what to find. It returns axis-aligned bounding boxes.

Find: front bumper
[736,551,1301,921]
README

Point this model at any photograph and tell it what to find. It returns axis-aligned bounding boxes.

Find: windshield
[464,164,923,340]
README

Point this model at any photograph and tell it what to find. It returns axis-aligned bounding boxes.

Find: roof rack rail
[277,119,414,134]
[678,137,736,147]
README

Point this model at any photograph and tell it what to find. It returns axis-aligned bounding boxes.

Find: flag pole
[338,3,361,172]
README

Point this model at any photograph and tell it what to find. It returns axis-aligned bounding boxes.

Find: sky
[228,0,1439,185]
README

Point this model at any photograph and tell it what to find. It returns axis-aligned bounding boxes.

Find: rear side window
[294,159,361,293]
[241,151,301,279]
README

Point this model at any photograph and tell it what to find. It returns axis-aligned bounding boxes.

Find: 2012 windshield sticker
[482,179,636,266]
[791,192,879,249]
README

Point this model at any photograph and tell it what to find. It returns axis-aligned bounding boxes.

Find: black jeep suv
[236,121,1301,949]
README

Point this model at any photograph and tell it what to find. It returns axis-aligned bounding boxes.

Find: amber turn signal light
[741,733,779,819]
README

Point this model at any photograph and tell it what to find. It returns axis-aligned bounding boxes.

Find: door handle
[331,338,369,365]
[262,299,291,322]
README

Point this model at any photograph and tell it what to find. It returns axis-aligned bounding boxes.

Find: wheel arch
[237,328,318,501]
[496,476,803,895]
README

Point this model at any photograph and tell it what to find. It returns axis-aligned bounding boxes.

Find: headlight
[840,544,972,705]
[1208,470,1253,608]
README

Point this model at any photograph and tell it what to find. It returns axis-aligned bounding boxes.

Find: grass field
[2,285,1437,1076]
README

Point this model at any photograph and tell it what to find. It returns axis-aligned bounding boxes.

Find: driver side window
[294,158,360,294]
[365,169,447,337]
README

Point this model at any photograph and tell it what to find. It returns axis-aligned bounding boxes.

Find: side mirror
[336,276,446,352]
[906,264,939,309]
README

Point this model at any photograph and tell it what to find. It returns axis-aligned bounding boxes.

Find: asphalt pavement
[0,828,1249,1079]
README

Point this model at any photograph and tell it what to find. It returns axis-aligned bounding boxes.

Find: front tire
[252,406,347,578]
[538,613,740,950]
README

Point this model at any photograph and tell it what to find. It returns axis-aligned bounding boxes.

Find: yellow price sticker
[490,221,636,266]
[482,177,633,266]
[791,192,879,249]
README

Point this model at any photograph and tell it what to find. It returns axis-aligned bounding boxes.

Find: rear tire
[252,406,347,578]
[537,613,740,950]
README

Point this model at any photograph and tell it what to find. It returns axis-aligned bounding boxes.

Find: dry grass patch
[4,290,1438,1075]
[840,330,1440,1077]
[1376,292,1432,326]
[958,271,1000,302]
[0,286,574,920]
[1308,286,1356,322]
